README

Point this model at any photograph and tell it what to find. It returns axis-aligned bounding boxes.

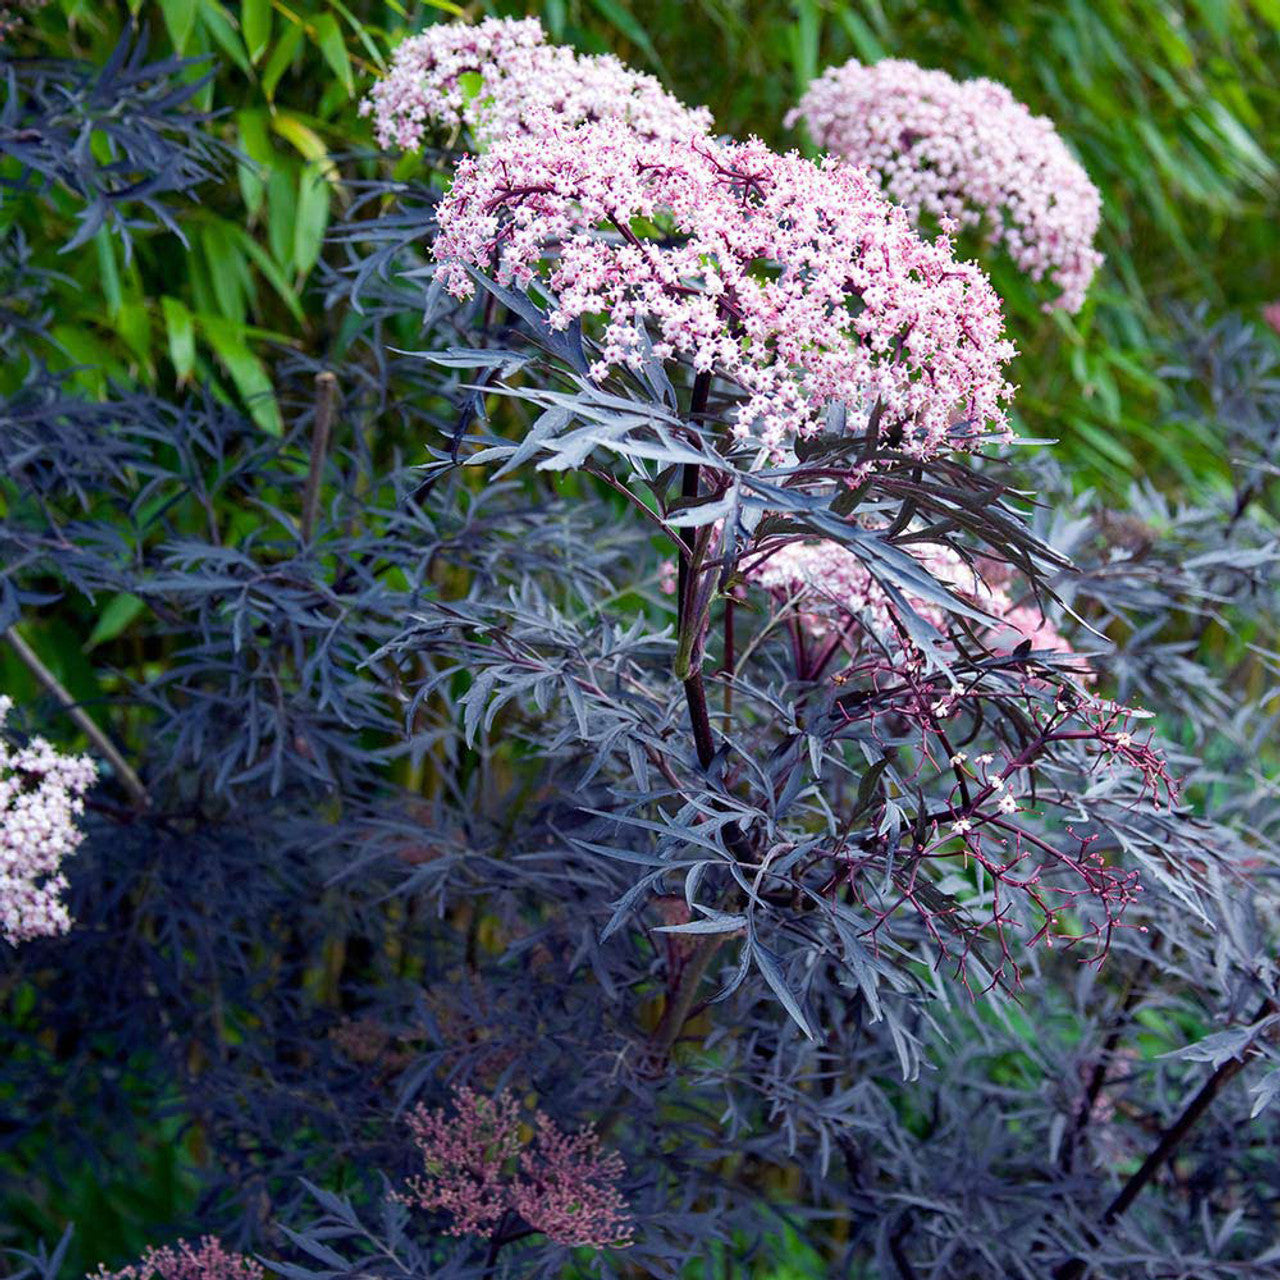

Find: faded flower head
[791,58,1103,313]
[362,16,711,153]
[90,1238,263,1280]
[434,117,1016,459]
[399,1085,633,1248]
[1,694,96,945]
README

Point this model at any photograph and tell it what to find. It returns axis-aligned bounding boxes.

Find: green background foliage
[6,1,1278,485]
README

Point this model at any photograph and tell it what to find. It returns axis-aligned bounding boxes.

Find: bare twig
[1054,994,1276,1280]
[301,371,339,545]
[3,625,149,808]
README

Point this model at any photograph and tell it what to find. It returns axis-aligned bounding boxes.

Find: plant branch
[3,624,149,808]
[301,370,338,545]
[1054,993,1276,1280]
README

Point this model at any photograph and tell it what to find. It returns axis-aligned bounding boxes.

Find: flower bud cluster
[399,1086,633,1249]
[91,1239,262,1280]
[791,59,1103,312]
[362,17,711,153]
[1,694,96,945]
[434,116,1016,459]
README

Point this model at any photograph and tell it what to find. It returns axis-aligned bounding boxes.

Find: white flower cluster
[0,694,95,945]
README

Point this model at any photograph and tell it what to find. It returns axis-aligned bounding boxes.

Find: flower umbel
[1,695,96,945]
[434,117,1016,459]
[791,58,1103,312]
[398,1086,634,1249]
[362,16,711,152]
[90,1239,263,1280]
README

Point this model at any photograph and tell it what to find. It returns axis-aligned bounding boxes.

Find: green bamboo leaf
[200,0,252,76]
[293,162,331,277]
[262,22,304,101]
[201,315,282,436]
[200,222,252,323]
[587,0,664,72]
[85,594,146,651]
[94,229,122,318]
[229,226,306,325]
[158,0,198,53]
[314,13,353,98]
[266,166,297,270]
[236,109,273,217]
[242,0,271,63]
[326,0,385,72]
[162,296,196,382]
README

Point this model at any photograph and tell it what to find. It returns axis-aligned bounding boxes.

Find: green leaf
[236,108,273,217]
[200,222,252,322]
[327,0,386,71]
[266,166,297,270]
[162,296,196,381]
[95,229,122,318]
[587,0,664,72]
[85,594,146,651]
[241,0,271,63]
[293,162,331,277]
[271,112,334,169]
[262,21,304,101]
[158,0,198,53]
[326,0,386,71]
[200,0,252,76]
[229,226,305,325]
[201,315,283,435]
[314,13,353,98]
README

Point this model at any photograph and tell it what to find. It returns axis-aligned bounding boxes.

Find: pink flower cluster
[399,1086,633,1249]
[361,17,711,153]
[91,1238,263,1280]
[791,59,1103,313]
[0,0,45,42]
[1,695,96,945]
[745,536,1072,659]
[434,118,1016,459]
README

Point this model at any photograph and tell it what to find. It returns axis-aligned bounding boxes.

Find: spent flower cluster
[362,16,711,153]
[435,117,1016,458]
[0,694,95,945]
[791,58,1103,312]
[398,1086,633,1249]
